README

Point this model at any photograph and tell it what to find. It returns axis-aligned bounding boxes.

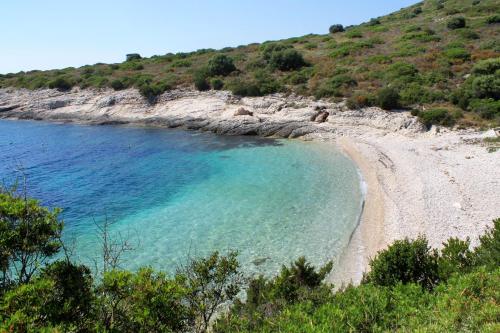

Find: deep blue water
[0,120,363,275]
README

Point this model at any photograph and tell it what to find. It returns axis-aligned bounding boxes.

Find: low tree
[0,188,63,286]
[178,251,242,333]
[96,268,190,332]
[329,24,344,34]
[126,53,142,61]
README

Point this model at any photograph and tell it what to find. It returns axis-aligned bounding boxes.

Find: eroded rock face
[0,88,426,138]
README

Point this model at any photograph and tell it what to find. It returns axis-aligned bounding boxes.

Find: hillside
[1,0,499,126]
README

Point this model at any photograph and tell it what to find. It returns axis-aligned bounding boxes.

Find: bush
[110,79,125,91]
[376,87,400,110]
[363,236,440,290]
[268,48,306,71]
[367,18,381,26]
[469,98,500,119]
[97,268,190,332]
[126,53,141,61]
[345,29,363,38]
[444,47,471,61]
[486,14,500,24]
[386,62,419,82]
[346,93,375,109]
[471,58,500,75]
[226,71,282,97]
[210,78,224,90]
[120,61,144,71]
[471,75,500,99]
[207,54,236,76]
[447,17,466,29]
[456,28,479,40]
[474,218,500,269]
[39,261,94,326]
[48,77,73,91]
[438,238,474,280]
[329,24,344,33]
[138,81,170,102]
[193,69,210,91]
[227,79,261,97]
[418,108,455,128]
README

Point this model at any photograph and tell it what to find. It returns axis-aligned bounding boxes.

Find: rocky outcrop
[0,88,426,138]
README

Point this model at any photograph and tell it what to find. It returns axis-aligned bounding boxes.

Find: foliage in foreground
[0,189,499,332]
[215,219,500,332]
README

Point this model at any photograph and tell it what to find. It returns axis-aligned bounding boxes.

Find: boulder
[234,107,253,116]
[313,110,329,123]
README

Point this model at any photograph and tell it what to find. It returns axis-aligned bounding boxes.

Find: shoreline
[1,87,499,285]
[329,137,386,286]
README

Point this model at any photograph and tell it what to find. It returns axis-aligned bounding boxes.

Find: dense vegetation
[1,185,499,331]
[0,0,498,127]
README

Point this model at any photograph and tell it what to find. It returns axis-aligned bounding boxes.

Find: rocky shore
[1,87,499,285]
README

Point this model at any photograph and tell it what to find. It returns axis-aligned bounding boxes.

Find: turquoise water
[0,120,363,276]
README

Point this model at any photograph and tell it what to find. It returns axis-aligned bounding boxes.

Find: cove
[0,119,363,276]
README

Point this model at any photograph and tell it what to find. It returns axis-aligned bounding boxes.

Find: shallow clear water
[0,120,363,276]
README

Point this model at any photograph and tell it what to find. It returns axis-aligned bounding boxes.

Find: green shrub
[400,83,445,106]
[120,61,144,71]
[471,75,500,99]
[97,268,190,332]
[474,218,500,269]
[471,57,500,75]
[367,55,392,64]
[210,78,224,90]
[193,68,210,91]
[345,29,363,38]
[385,62,419,83]
[376,87,400,110]
[171,59,192,68]
[363,236,440,290]
[444,47,471,61]
[227,70,282,97]
[330,41,374,58]
[303,42,317,50]
[485,14,500,24]
[138,81,170,102]
[268,48,306,71]
[207,54,236,76]
[346,92,375,109]
[328,24,344,33]
[48,77,73,91]
[286,68,311,85]
[110,79,125,91]
[261,43,291,60]
[469,98,500,119]
[447,17,466,29]
[367,18,381,26]
[39,261,93,326]
[227,79,261,96]
[418,108,455,128]
[438,238,475,280]
[456,28,479,40]
[126,53,141,61]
